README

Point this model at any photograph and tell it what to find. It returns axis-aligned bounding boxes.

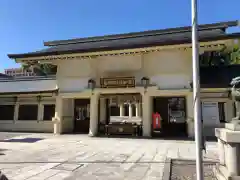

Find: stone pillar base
[214,164,240,180]
[88,134,94,137]
[53,96,63,134]
[53,123,59,135]
[52,118,61,135]
[88,130,95,137]
[215,124,240,179]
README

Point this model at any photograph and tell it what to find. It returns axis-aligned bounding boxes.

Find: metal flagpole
[191,0,204,180]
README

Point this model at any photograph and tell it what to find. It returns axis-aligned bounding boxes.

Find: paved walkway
[0,133,218,180]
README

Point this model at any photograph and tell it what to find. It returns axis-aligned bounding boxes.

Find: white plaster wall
[150,74,190,89]
[61,98,74,133]
[57,58,92,93]
[144,50,192,89]
[143,50,191,75]
[57,59,92,78]
[56,49,192,92]
[58,78,89,93]
[97,55,142,72]
[0,121,53,132]
[56,55,142,92]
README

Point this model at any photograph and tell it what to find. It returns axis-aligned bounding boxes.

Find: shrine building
[1,20,240,138]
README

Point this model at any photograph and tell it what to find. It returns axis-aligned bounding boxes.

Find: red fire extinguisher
[152,112,162,130]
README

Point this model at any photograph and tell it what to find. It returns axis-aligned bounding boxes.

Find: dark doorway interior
[153,97,187,137]
[74,99,90,133]
[106,98,110,124]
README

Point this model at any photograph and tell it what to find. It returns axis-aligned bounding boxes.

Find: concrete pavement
[0,133,218,180]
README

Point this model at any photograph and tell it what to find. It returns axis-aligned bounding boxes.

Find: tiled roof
[0,76,57,94]
[8,21,239,59]
[0,73,11,78]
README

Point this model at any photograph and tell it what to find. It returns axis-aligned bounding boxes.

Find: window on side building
[0,105,15,120]
[18,104,38,120]
[43,104,55,121]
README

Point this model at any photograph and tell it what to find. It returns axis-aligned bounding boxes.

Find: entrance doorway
[98,93,142,136]
[74,99,90,133]
[153,97,187,137]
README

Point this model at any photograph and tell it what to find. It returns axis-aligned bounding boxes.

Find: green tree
[230,46,240,64]
[200,46,240,66]
[22,63,57,76]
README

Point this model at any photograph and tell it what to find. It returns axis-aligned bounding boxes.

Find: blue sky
[0,0,239,72]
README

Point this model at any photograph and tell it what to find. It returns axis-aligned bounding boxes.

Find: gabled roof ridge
[8,32,240,59]
[44,20,238,46]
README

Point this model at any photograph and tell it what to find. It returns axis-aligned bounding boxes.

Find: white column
[14,102,19,123]
[62,98,74,133]
[120,103,124,117]
[37,103,43,121]
[129,103,132,118]
[89,94,99,137]
[53,96,63,134]
[142,94,151,137]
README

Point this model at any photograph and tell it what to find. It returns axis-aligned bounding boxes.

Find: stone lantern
[215,76,240,179]
[88,79,96,94]
[141,77,150,93]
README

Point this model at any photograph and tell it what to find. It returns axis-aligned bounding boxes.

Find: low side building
[0,73,11,78]
[4,67,35,77]
[0,76,57,132]
[1,20,239,138]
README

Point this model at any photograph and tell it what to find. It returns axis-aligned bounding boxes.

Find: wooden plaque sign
[100,77,135,88]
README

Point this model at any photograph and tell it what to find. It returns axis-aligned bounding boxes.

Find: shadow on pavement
[0,138,44,143]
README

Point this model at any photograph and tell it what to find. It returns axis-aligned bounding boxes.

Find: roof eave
[43,20,239,47]
[0,89,58,95]
[8,33,240,59]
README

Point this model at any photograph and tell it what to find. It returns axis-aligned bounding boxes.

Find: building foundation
[215,123,240,179]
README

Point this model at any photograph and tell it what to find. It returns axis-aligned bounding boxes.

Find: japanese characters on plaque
[100,77,135,88]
